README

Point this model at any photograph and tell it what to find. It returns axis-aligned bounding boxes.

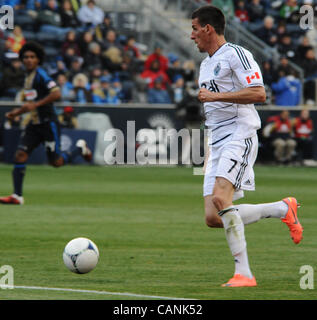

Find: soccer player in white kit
[191,5,303,287]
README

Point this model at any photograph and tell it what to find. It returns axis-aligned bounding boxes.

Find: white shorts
[203,134,258,201]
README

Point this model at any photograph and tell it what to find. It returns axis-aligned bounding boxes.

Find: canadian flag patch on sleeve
[246,72,260,84]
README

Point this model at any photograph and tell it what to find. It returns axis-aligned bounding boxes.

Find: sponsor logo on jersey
[24,89,38,101]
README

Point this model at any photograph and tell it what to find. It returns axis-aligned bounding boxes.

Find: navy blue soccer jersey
[22,67,60,124]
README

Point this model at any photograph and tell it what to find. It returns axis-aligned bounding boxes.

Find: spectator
[77,0,104,28]
[24,0,45,11]
[212,0,235,19]
[296,36,313,65]
[46,56,68,78]
[111,76,124,102]
[1,39,18,66]
[92,75,120,104]
[123,35,141,60]
[59,0,81,29]
[275,55,293,81]
[58,106,78,128]
[271,70,301,106]
[116,54,138,102]
[0,0,21,9]
[299,48,317,103]
[140,59,170,90]
[279,0,300,24]
[38,0,72,36]
[276,21,288,43]
[62,30,81,57]
[78,30,94,58]
[255,16,277,47]
[7,25,26,53]
[95,13,115,43]
[306,20,317,53]
[102,46,123,73]
[56,73,74,102]
[67,56,84,82]
[182,60,195,82]
[277,34,297,60]
[270,110,297,164]
[103,29,122,51]
[246,0,265,23]
[89,66,104,84]
[0,55,24,99]
[62,46,77,69]
[262,60,274,87]
[144,45,169,73]
[235,0,249,24]
[83,41,103,71]
[167,53,183,83]
[171,75,185,103]
[261,60,273,104]
[72,73,92,103]
[147,77,172,104]
[293,109,315,165]
[175,82,202,128]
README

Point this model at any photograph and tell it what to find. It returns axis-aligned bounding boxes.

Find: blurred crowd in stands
[193,0,317,106]
[0,0,317,107]
[261,108,315,165]
[0,0,196,105]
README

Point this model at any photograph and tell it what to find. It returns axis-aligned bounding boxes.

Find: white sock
[236,201,288,226]
[234,249,253,278]
[219,207,253,279]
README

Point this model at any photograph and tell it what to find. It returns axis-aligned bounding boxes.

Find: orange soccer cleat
[222,274,257,287]
[0,194,24,205]
[281,197,303,244]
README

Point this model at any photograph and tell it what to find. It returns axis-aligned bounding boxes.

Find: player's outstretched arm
[6,89,61,119]
[198,86,266,105]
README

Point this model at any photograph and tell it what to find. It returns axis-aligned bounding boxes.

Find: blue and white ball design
[63,237,99,274]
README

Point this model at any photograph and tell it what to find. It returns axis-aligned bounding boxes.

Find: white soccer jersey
[198,42,263,145]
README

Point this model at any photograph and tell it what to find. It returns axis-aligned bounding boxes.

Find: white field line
[2,285,195,300]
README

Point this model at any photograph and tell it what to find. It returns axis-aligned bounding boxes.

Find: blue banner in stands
[3,128,97,164]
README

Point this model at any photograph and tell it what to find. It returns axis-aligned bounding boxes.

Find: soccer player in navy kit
[0,42,92,205]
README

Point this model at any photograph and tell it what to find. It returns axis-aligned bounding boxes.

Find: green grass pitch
[0,164,316,300]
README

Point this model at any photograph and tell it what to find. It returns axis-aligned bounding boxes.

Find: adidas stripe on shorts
[203,133,258,201]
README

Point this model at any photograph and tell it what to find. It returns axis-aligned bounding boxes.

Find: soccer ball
[63,237,99,274]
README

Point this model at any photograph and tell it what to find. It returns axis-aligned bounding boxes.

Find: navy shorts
[18,121,62,163]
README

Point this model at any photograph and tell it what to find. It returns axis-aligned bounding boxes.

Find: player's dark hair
[19,41,45,65]
[191,5,225,35]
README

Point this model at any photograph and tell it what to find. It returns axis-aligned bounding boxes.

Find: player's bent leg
[0,149,28,205]
[212,177,255,285]
[212,178,235,210]
[204,195,223,228]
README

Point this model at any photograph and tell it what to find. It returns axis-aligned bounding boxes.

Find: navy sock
[64,147,82,164]
[13,163,26,197]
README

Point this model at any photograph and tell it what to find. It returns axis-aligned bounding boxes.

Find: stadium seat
[36,31,60,46]
[14,14,36,31]
[23,31,37,41]
[44,47,61,60]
